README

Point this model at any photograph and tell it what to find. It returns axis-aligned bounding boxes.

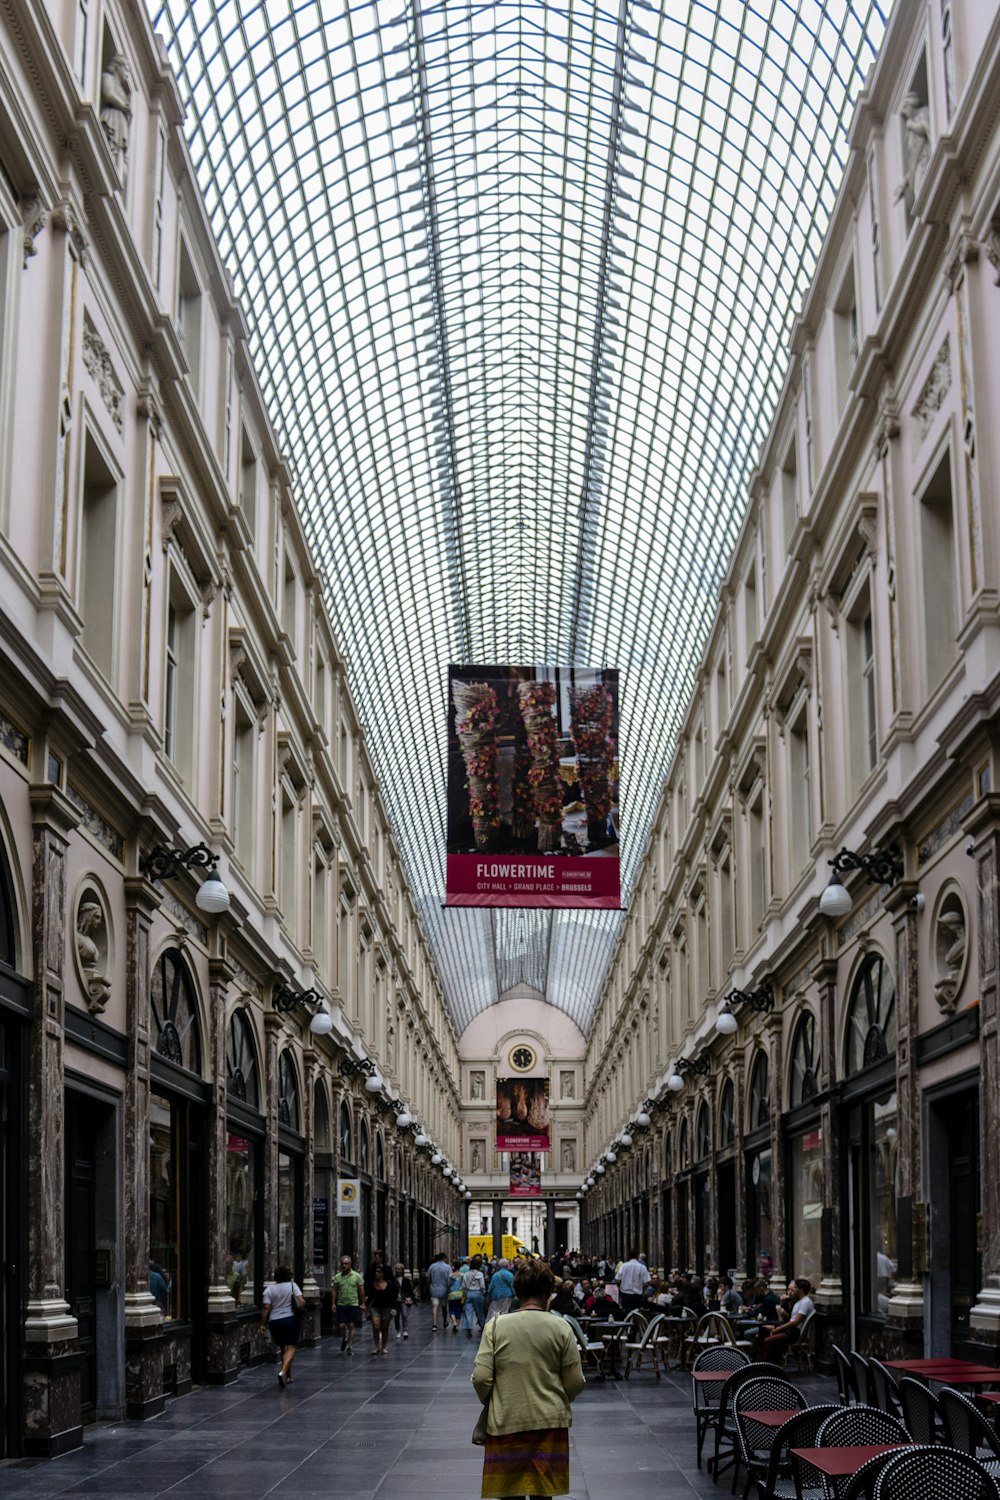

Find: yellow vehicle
[468,1234,528,1262]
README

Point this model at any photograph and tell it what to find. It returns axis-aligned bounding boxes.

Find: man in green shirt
[332,1254,366,1354]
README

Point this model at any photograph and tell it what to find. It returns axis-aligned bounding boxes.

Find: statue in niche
[470,1070,485,1099]
[894,93,931,205]
[100,51,132,181]
[561,1140,575,1173]
[76,899,111,1013]
[471,1140,484,1174]
[933,905,967,1015]
[560,1070,575,1099]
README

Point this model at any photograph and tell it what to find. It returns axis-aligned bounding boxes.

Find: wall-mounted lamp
[715,983,774,1035]
[273,983,334,1036]
[619,1132,633,1148]
[395,1110,413,1130]
[667,1054,712,1091]
[431,1152,443,1166]
[819,844,903,919]
[635,1107,652,1128]
[595,1162,606,1175]
[141,843,230,913]
[414,1132,428,1148]
[605,1149,617,1164]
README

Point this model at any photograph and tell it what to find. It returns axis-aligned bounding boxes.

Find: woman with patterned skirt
[472,1261,585,1498]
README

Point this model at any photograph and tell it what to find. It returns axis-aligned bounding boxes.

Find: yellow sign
[468,1234,528,1261]
[337,1179,360,1218]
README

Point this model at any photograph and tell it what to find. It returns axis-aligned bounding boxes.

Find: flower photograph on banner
[496,1076,550,1152]
[509,1152,542,1198]
[446,663,620,909]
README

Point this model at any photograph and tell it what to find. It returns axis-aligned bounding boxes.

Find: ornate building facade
[0,0,462,1459]
[582,0,1000,1369]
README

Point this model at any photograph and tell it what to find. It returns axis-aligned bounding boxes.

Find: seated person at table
[747,1278,781,1325]
[669,1273,704,1315]
[755,1278,814,1360]
[705,1276,721,1311]
[718,1276,742,1317]
[588,1283,622,1319]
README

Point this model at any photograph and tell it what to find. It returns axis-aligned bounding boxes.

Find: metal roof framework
[150,0,888,1036]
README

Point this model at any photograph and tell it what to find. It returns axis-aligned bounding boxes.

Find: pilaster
[203,950,239,1384]
[883,879,925,1354]
[965,797,1000,1353]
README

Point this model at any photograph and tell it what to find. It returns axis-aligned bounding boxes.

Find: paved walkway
[0,1322,837,1498]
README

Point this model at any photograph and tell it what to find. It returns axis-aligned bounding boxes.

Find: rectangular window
[277,1151,303,1279]
[781,439,798,554]
[152,130,166,291]
[313,855,326,974]
[941,3,956,117]
[281,792,297,929]
[225,1133,259,1308]
[845,581,878,791]
[164,576,196,784]
[239,425,257,537]
[834,261,859,409]
[232,699,255,869]
[176,241,202,397]
[867,1092,898,1317]
[283,556,296,645]
[719,856,734,977]
[149,1093,201,1322]
[744,564,757,657]
[862,610,877,772]
[867,152,882,312]
[919,449,958,694]
[79,431,119,678]
[789,714,812,877]
[715,657,727,740]
[164,604,178,761]
[748,793,766,935]
[789,1129,823,1288]
[76,0,89,84]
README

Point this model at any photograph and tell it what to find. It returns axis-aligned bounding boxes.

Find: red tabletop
[738,1409,800,1427]
[929,1370,1000,1385]
[692,1370,728,1382]
[978,1392,1000,1404]
[884,1357,992,1372]
[791,1445,911,1477]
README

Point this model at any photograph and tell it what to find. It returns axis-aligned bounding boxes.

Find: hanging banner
[509,1152,542,1198]
[497,1077,550,1152]
[445,664,620,908]
[337,1179,360,1218]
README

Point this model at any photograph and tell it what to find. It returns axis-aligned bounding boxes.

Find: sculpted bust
[76,899,112,1013]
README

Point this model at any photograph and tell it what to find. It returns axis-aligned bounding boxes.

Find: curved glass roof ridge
[149,0,888,1037]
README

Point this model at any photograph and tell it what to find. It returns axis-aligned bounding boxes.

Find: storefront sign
[313,1196,329,1263]
[445,664,620,908]
[337,1179,360,1217]
[509,1152,542,1198]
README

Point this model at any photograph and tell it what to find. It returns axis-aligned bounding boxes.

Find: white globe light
[464,1190,472,1200]
[431,1153,443,1165]
[595,1163,605,1175]
[605,1150,617,1164]
[395,1111,412,1129]
[619,1133,633,1148]
[820,872,853,919]
[414,1133,427,1147]
[586,1176,595,1188]
[716,1007,739,1036]
[195,876,230,914]
[636,1112,651,1128]
[443,1165,453,1177]
[576,1191,584,1199]
[309,1006,334,1036]
[667,1071,684,1092]
[364,1069,383,1094]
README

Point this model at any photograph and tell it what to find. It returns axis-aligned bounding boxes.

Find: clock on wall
[509,1044,537,1073]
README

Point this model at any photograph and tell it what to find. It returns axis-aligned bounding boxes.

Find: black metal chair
[898,1376,942,1446]
[711,1362,788,1483]
[868,1359,904,1418]
[731,1375,806,1499]
[816,1404,911,1450]
[837,1451,909,1500]
[691,1343,752,1470]
[752,1402,840,1500]
[850,1351,874,1406]
[940,1388,1000,1479]
[832,1344,859,1405]
[872,1445,1000,1498]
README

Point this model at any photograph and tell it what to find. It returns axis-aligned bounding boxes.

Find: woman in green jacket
[472,1261,585,1498]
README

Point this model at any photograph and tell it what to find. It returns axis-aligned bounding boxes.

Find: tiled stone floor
[0,1322,837,1498]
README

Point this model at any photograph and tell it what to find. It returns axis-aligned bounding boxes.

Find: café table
[692,1370,729,1383]
[738,1409,800,1428]
[588,1321,627,1379]
[791,1444,912,1495]
[884,1357,995,1373]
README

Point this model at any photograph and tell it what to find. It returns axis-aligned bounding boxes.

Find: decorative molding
[230,957,262,1001]
[136,379,164,439]
[158,887,208,946]
[917,792,974,867]
[986,227,1000,286]
[65,784,124,861]
[0,709,29,765]
[21,194,46,267]
[82,320,124,433]
[51,200,90,266]
[910,338,951,454]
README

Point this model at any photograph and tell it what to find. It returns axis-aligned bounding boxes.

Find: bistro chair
[872,1445,1000,1499]
[833,1345,860,1406]
[816,1404,911,1453]
[897,1377,943,1445]
[623,1311,666,1379]
[837,1450,921,1500]
[868,1359,904,1419]
[685,1310,748,1367]
[753,1404,840,1500]
[850,1351,875,1406]
[789,1309,817,1374]
[711,1362,789,1482]
[563,1313,606,1376]
[731,1375,806,1499]
[940,1388,1000,1479]
[690,1344,751,1470]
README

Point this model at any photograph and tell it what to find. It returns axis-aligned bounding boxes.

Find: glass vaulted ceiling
[150,0,887,1037]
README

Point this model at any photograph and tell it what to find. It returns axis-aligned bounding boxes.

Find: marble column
[492,1198,503,1258]
[22,787,81,1456]
[299,1047,321,1343]
[884,880,925,1354]
[766,1013,786,1294]
[203,952,238,1383]
[812,954,847,1360]
[966,796,1000,1351]
[545,1197,557,1255]
[121,875,165,1420]
[732,1055,748,1279]
[263,1014,281,1283]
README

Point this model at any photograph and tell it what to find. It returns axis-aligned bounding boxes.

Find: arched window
[845,952,896,1073]
[359,1121,371,1173]
[748,1051,770,1130]
[226,1010,259,1108]
[339,1103,353,1161]
[150,948,202,1073]
[376,1136,386,1181]
[277,1050,300,1130]
[790,1011,819,1106]
[663,1132,673,1177]
[718,1080,735,1148]
[678,1118,690,1170]
[314,1082,332,1150]
[695,1104,711,1163]
[0,838,16,968]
